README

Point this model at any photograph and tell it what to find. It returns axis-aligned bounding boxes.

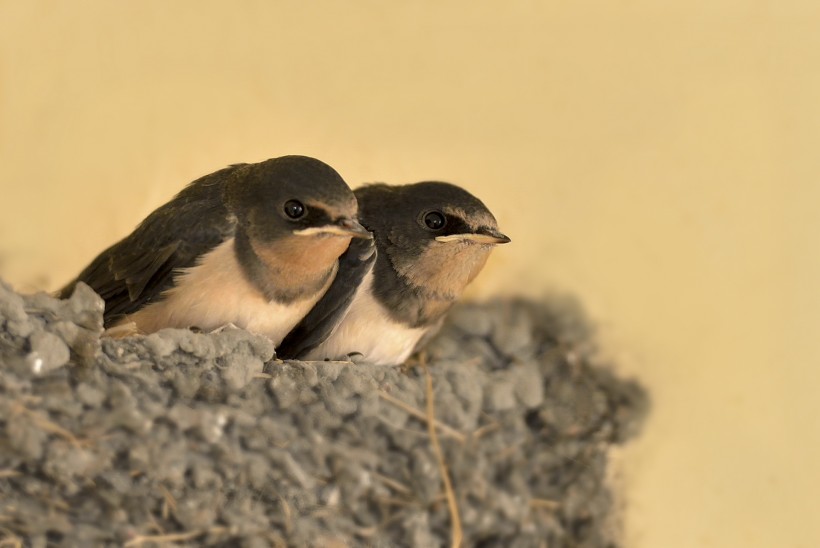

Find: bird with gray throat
[277,181,510,365]
[58,155,371,344]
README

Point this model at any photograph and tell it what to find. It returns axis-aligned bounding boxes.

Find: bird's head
[357,181,509,300]
[226,156,370,294]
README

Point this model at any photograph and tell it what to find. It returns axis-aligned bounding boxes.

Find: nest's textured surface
[0,279,647,547]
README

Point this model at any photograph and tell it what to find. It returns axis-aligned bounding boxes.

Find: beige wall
[1,2,818,546]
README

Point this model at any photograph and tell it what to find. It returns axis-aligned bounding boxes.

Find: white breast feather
[118,238,331,345]
[304,271,426,366]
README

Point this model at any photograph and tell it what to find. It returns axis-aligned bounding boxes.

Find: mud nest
[0,279,647,547]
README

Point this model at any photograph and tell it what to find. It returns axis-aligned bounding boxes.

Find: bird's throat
[234,229,343,304]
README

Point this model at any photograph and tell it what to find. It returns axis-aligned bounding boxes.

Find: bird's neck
[234,228,338,304]
[371,255,457,329]
[373,241,492,328]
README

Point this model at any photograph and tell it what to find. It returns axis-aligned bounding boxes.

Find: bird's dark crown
[356,181,500,249]
[225,155,358,242]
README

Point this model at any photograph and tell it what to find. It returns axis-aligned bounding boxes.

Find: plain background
[1,2,817,546]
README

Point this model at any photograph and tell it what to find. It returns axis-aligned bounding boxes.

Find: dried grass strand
[123,527,227,547]
[421,358,463,548]
[378,391,465,443]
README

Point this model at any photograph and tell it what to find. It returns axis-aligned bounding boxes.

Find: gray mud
[0,279,647,547]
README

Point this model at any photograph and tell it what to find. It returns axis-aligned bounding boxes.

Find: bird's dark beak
[435,226,511,245]
[293,218,372,239]
[334,217,372,239]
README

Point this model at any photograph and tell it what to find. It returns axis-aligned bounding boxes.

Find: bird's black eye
[423,211,446,230]
[284,200,305,219]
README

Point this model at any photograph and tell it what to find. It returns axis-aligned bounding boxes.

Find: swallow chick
[277,181,509,365]
[58,155,370,344]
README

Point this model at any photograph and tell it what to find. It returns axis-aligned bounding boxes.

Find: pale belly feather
[304,271,427,366]
[117,239,333,346]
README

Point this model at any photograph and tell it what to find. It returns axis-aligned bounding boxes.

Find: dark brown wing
[58,165,241,327]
